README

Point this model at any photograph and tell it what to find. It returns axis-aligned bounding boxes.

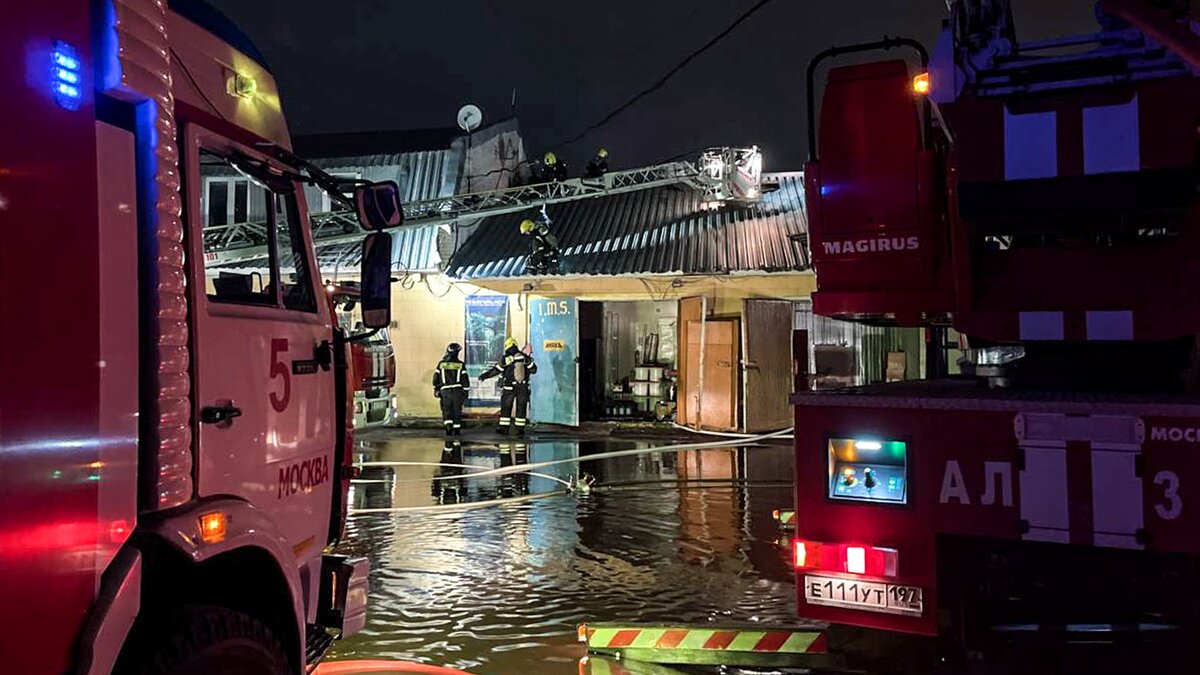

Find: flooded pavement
[328,432,801,674]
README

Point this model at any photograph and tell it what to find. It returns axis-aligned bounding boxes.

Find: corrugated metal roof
[308,149,461,204]
[446,172,808,280]
[303,146,464,273]
[313,223,442,273]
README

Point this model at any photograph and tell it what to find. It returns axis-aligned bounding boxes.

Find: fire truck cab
[1,1,401,673]
[796,0,1200,661]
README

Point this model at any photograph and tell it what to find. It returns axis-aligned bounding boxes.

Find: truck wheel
[132,605,289,675]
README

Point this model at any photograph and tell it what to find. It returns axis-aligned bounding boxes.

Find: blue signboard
[529,297,579,426]
[464,295,508,406]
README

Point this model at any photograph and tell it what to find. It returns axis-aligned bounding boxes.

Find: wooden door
[743,299,794,432]
[684,319,739,431]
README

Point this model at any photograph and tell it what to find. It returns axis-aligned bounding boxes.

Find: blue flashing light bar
[52,41,83,110]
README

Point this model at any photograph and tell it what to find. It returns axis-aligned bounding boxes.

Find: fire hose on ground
[350,427,793,514]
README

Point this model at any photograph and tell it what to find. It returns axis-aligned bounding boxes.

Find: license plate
[369,401,389,410]
[804,574,923,617]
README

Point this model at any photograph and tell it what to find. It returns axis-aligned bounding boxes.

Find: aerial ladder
[202,146,765,267]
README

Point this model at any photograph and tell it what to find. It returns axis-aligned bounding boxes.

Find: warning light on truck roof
[912,72,931,96]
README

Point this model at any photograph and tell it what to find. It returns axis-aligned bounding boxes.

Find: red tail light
[794,540,808,567]
[793,539,898,578]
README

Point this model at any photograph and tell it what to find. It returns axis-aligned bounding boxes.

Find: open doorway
[578,301,604,421]
[595,296,681,417]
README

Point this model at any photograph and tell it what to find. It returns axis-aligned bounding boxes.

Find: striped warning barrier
[579,623,830,667]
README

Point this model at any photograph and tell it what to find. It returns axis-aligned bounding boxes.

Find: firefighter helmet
[543,151,558,165]
[519,219,537,235]
[597,147,608,158]
[446,342,462,355]
[504,337,519,350]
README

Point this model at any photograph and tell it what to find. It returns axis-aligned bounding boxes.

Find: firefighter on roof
[433,342,469,436]
[479,337,537,436]
[521,209,561,275]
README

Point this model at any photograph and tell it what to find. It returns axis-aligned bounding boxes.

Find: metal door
[743,299,794,432]
[530,297,579,426]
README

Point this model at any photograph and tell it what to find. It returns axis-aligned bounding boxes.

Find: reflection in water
[331,437,797,674]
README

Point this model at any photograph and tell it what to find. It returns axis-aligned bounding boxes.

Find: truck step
[305,625,337,670]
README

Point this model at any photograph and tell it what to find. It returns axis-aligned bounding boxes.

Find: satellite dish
[457,104,483,133]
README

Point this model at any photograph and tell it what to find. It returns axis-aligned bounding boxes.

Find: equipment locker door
[184,126,336,550]
[743,299,794,432]
[530,297,579,426]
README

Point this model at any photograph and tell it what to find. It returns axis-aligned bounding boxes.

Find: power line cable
[567,3,708,89]
[553,0,779,150]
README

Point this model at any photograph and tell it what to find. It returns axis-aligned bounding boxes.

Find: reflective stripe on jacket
[433,358,469,391]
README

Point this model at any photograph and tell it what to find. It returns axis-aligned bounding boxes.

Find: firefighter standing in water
[433,342,469,436]
[480,337,537,436]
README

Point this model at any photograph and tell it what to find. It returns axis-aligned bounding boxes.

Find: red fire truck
[795,0,1200,659]
[329,284,398,429]
[0,1,402,673]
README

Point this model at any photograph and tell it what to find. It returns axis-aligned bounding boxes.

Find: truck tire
[130,605,289,675]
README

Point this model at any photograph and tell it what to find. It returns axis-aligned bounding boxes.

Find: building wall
[456,118,525,194]
[388,272,808,420]
[794,301,925,387]
[469,273,815,305]
[388,275,529,418]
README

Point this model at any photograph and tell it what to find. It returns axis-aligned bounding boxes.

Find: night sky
[209,1,1106,171]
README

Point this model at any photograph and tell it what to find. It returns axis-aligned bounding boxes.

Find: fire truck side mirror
[360,231,393,329]
[354,180,404,230]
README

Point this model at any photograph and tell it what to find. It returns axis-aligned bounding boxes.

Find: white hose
[359,460,574,488]
[349,489,570,515]
[670,422,793,439]
[356,427,794,482]
[350,429,795,515]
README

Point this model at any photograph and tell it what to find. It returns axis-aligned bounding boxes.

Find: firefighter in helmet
[521,209,561,275]
[540,151,568,183]
[479,337,537,436]
[433,342,469,436]
[585,147,609,179]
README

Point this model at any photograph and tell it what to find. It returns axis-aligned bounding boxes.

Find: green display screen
[827,438,908,504]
